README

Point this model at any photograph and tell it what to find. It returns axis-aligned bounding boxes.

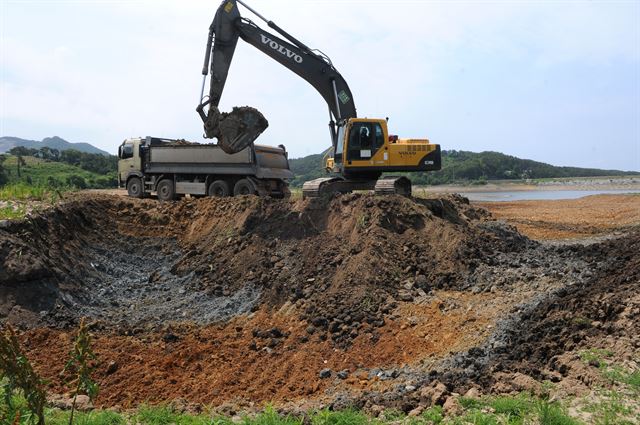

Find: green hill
[289,150,640,187]
[0,136,110,156]
[0,155,116,189]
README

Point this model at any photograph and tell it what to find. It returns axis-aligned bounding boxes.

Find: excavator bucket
[204,106,269,154]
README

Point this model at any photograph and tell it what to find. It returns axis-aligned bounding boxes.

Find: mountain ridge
[0,136,110,156]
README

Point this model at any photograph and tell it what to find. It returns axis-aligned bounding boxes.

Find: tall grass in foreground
[34,399,588,425]
[0,184,48,201]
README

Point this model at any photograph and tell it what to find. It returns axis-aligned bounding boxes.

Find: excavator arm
[197,0,357,154]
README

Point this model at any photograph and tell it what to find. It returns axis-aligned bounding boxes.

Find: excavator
[197,0,441,198]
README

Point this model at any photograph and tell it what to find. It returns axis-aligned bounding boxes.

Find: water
[461,189,640,202]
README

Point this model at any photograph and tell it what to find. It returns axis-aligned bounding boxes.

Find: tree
[66,175,87,189]
[0,163,7,186]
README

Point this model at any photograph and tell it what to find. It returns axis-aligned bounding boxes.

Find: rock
[443,396,462,416]
[415,274,428,287]
[368,405,384,417]
[420,380,449,406]
[106,360,119,375]
[337,370,349,379]
[319,368,332,379]
[405,385,417,392]
[464,387,481,399]
[408,406,424,417]
[511,372,542,393]
[74,395,93,411]
[397,291,413,302]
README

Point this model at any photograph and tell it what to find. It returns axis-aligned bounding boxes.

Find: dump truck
[117,136,292,200]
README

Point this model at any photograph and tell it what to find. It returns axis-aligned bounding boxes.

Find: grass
[0,396,592,425]
[2,156,114,189]
[0,183,70,220]
[0,183,49,201]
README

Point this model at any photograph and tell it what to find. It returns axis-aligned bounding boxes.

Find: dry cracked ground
[0,192,638,419]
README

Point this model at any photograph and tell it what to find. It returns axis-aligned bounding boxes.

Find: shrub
[0,325,46,425]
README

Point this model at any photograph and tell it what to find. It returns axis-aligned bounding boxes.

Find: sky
[1,0,639,171]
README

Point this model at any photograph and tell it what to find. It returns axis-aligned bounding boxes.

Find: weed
[379,408,405,422]
[420,405,444,424]
[47,409,126,425]
[311,409,368,425]
[0,325,46,425]
[579,349,613,365]
[63,319,99,425]
[0,204,27,220]
[458,410,499,425]
[356,214,369,230]
[490,393,533,420]
[458,397,484,410]
[535,399,581,425]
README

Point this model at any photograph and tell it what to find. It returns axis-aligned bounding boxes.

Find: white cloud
[1,0,638,169]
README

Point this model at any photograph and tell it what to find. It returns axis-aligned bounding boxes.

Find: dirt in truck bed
[0,192,638,413]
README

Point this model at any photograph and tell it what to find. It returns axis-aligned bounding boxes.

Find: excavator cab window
[335,125,345,164]
[347,122,383,162]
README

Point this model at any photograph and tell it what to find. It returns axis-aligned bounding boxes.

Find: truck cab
[117,138,143,188]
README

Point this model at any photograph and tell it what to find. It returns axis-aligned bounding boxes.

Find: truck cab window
[121,144,134,159]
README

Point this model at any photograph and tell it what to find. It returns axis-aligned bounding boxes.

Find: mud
[1,192,638,412]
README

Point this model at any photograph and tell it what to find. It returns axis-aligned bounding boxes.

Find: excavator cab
[328,118,441,176]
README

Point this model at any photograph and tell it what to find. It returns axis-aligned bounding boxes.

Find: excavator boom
[198,0,356,154]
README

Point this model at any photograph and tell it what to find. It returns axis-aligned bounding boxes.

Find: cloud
[1,0,638,169]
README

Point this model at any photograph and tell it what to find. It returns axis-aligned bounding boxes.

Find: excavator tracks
[302,176,412,199]
[374,176,412,197]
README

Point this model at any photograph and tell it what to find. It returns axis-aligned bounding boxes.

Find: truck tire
[156,179,175,201]
[208,180,230,197]
[127,177,143,198]
[233,178,257,196]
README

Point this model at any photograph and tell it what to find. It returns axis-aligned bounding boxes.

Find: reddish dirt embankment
[478,194,640,240]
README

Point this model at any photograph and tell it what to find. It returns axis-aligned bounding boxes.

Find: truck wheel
[208,180,230,197]
[233,179,257,196]
[156,179,175,201]
[127,177,143,198]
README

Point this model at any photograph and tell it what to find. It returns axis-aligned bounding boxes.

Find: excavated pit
[0,193,637,410]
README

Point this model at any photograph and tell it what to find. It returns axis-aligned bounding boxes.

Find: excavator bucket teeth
[206,106,269,154]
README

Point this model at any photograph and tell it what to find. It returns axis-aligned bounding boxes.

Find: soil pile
[1,192,636,411]
[0,193,513,341]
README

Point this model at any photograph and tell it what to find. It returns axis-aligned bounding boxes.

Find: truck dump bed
[143,141,293,180]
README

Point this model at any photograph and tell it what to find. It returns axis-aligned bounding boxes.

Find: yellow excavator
[196,0,441,197]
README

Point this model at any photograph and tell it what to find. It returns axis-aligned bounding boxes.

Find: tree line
[7,146,117,175]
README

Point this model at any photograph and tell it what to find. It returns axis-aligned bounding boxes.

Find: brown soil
[1,192,638,412]
[21,291,503,408]
[477,194,640,240]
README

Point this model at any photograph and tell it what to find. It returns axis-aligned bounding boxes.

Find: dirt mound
[4,192,636,411]
[0,193,512,342]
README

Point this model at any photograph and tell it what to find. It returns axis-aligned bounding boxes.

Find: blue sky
[1,0,639,170]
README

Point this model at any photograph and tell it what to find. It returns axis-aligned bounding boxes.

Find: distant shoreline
[418,176,640,193]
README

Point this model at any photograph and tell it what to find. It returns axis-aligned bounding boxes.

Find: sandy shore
[418,176,640,193]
